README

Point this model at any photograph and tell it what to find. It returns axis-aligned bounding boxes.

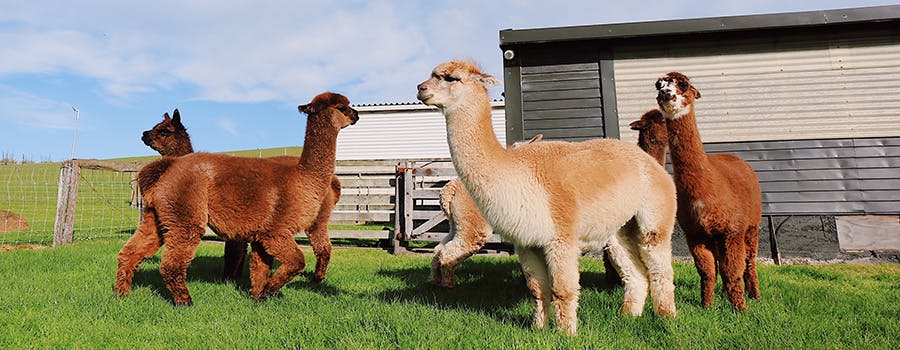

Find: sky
[1,1,896,161]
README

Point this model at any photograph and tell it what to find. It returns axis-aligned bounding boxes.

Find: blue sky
[1,1,895,161]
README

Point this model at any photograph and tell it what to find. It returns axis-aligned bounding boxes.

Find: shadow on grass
[131,254,345,304]
[368,259,620,330]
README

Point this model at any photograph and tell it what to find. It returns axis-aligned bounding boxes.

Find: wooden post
[53,160,80,245]
[766,216,782,265]
[390,161,408,254]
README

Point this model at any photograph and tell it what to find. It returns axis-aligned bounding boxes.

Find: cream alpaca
[417,60,678,335]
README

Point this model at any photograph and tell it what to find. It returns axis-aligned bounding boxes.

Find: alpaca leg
[249,242,274,299]
[637,237,677,318]
[159,225,203,306]
[432,219,490,289]
[223,239,248,282]
[429,228,454,287]
[307,213,333,283]
[114,209,163,297]
[744,226,760,300]
[602,249,623,287]
[545,240,581,335]
[606,233,650,317]
[257,233,306,299]
[686,233,718,308]
[516,246,552,330]
[717,233,748,311]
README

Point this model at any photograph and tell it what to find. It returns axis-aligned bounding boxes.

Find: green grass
[0,239,897,349]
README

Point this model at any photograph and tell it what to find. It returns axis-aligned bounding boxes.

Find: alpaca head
[141,109,192,156]
[416,60,501,109]
[629,109,666,133]
[298,92,359,129]
[655,72,701,120]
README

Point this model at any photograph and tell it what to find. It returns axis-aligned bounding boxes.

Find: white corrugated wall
[336,103,506,160]
[614,32,900,144]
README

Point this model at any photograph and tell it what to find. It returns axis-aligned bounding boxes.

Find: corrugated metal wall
[335,103,506,160]
[614,31,900,144]
[520,63,604,141]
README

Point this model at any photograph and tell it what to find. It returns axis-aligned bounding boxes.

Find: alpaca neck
[443,96,510,183]
[638,130,667,166]
[666,108,712,181]
[298,118,339,178]
[161,135,194,157]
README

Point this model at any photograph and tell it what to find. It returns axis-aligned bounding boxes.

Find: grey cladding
[520,63,604,141]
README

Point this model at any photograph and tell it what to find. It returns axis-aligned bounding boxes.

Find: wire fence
[0,162,140,246]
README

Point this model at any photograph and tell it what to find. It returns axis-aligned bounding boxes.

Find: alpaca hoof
[113,285,130,298]
[174,299,193,307]
[619,302,643,317]
[657,305,677,319]
[731,302,748,312]
[313,273,326,283]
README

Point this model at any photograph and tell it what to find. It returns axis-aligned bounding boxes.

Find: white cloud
[0,84,75,130]
[1,0,896,106]
[217,118,239,136]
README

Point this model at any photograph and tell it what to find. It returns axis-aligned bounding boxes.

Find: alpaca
[655,72,762,311]
[629,109,668,166]
[114,92,357,305]
[139,109,342,282]
[429,134,623,289]
[418,60,678,335]
[429,134,543,289]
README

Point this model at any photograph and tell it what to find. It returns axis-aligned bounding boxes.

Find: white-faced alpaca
[655,72,761,311]
[114,92,358,305]
[418,60,678,335]
[430,134,543,289]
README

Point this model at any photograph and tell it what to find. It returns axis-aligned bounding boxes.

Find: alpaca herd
[115,61,762,336]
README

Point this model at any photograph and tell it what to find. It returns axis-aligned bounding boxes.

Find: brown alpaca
[419,61,677,335]
[114,92,358,305]
[656,72,762,311]
[139,109,342,282]
[629,109,668,166]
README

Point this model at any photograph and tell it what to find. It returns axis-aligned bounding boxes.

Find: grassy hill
[106,146,304,162]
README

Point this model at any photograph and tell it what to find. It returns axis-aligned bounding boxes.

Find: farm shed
[336,102,506,161]
[499,5,900,259]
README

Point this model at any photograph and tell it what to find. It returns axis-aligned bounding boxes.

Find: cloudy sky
[1,1,895,161]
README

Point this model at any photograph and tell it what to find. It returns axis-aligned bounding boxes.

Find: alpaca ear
[171,109,183,127]
[692,86,701,99]
[629,120,645,130]
[298,103,317,115]
[163,112,171,121]
[479,74,502,88]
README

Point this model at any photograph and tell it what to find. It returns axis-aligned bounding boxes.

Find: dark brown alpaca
[139,109,341,282]
[655,72,762,311]
[115,92,358,305]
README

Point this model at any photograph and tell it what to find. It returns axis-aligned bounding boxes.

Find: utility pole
[71,106,79,160]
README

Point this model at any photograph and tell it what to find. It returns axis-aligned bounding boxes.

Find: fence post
[53,160,80,245]
[766,216,782,265]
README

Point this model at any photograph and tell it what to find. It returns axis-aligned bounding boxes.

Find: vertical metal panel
[614,31,900,144]
[335,104,506,160]
[503,66,525,145]
[520,62,605,141]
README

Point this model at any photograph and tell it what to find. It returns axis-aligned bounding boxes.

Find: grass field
[0,239,897,349]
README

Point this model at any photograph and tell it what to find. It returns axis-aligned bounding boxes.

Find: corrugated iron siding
[521,63,604,141]
[614,31,900,144]
[335,104,506,160]
[704,137,900,215]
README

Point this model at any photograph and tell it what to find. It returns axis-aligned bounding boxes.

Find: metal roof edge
[354,100,504,113]
[499,5,900,45]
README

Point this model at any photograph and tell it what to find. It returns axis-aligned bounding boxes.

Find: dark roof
[500,5,900,45]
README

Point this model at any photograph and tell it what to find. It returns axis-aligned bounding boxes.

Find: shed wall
[614,29,900,144]
[335,104,506,160]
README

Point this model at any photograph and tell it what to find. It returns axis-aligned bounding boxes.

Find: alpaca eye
[678,82,688,90]
[443,75,459,82]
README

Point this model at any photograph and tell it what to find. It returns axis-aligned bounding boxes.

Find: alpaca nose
[657,89,673,102]
[417,83,427,92]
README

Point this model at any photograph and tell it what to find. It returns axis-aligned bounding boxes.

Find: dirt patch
[0,244,48,252]
[0,210,29,232]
